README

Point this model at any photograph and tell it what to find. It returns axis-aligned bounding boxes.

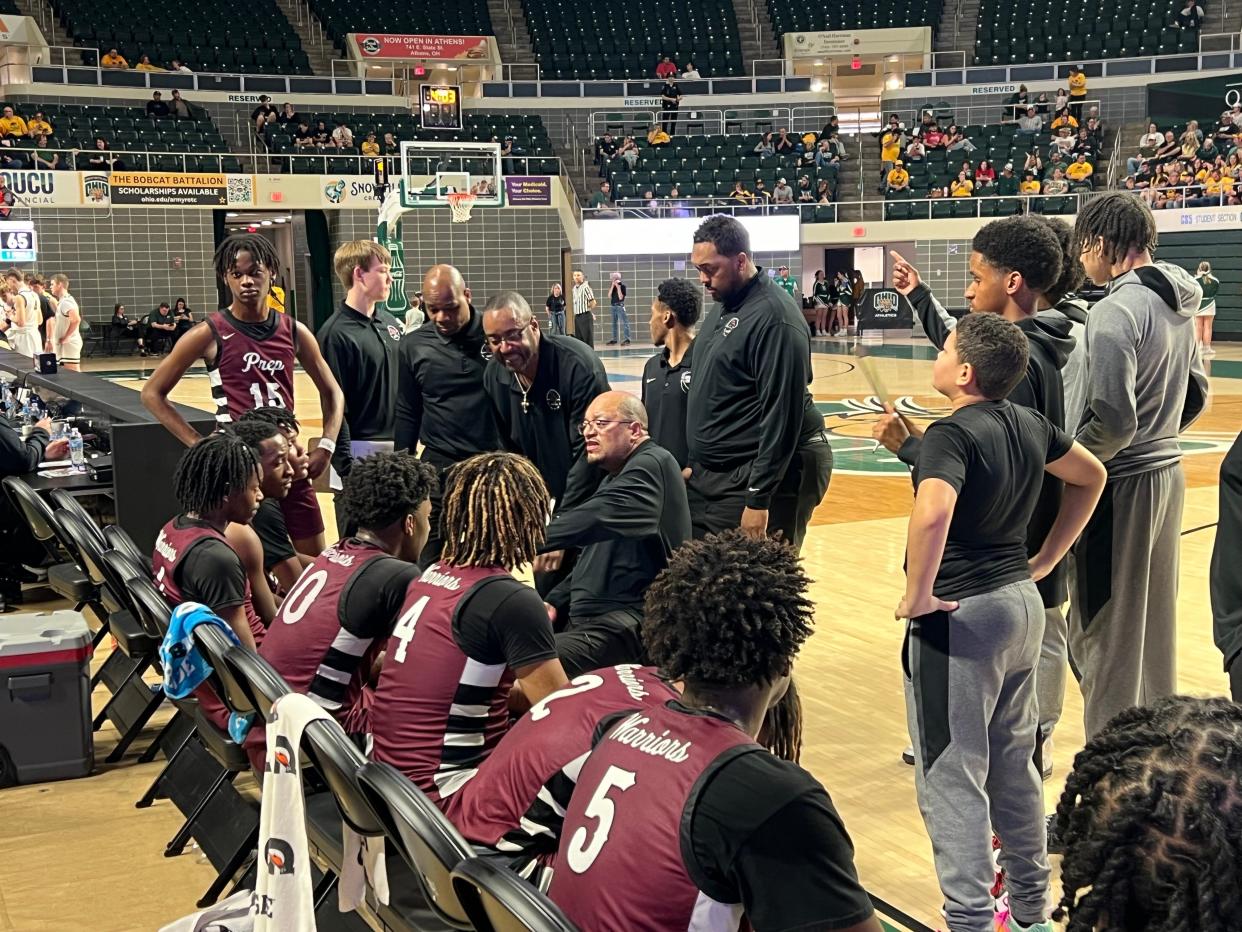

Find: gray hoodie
[1075,261,1209,478]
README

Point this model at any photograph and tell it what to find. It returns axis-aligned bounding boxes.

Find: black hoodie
[901,283,1077,606]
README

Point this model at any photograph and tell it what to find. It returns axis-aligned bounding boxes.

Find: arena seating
[523,0,743,79]
[54,0,312,75]
[973,0,1198,64]
[307,0,491,56]
[265,112,558,175]
[765,0,943,41]
[6,101,240,172]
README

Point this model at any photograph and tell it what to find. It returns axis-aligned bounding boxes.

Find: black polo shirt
[686,270,823,509]
[394,307,497,467]
[317,301,404,466]
[483,332,609,509]
[641,341,693,468]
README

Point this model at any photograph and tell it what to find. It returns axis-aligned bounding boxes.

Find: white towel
[339,830,388,912]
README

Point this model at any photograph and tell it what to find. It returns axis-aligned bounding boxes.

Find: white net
[447,193,477,223]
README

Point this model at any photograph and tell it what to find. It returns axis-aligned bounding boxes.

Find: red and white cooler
[0,611,94,786]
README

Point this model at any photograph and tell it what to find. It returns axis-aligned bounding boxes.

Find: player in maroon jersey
[369,452,570,806]
[258,452,436,739]
[547,532,880,932]
[142,233,344,556]
[224,418,293,624]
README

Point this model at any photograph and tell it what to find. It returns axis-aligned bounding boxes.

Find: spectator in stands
[1053,87,1070,114]
[655,55,677,79]
[0,107,26,138]
[1074,127,1098,160]
[1050,108,1077,132]
[313,120,332,146]
[1066,153,1093,189]
[589,181,615,211]
[815,137,837,167]
[1005,84,1031,121]
[252,96,277,129]
[618,135,638,169]
[820,114,840,138]
[1214,111,1237,146]
[170,58,192,73]
[1023,148,1044,176]
[135,54,162,72]
[1198,168,1231,205]
[815,179,833,203]
[772,176,795,204]
[31,135,59,171]
[775,128,795,155]
[796,175,814,202]
[997,162,1019,195]
[975,159,996,187]
[1127,123,1165,174]
[730,179,754,204]
[145,92,170,119]
[595,132,618,163]
[361,133,379,157]
[660,76,681,134]
[905,136,926,162]
[1231,103,1242,128]
[25,111,51,139]
[1017,106,1043,138]
[0,143,24,171]
[1155,129,1180,162]
[276,102,299,126]
[1051,125,1076,157]
[754,131,775,157]
[86,137,124,172]
[945,124,976,154]
[1045,150,1067,177]
[101,48,128,69]
[1084,116,1103,148]
[950,169,974,197]
[879,119,904,192]
[293,120,315,148]
[647,124,670,148]
[1043,166,1070,195]
[169,90,193,120]
[1174,0,1204,29]
[1067,65,1087,122]
[332,119,354,149]
[753,177,771,202]
[381,132,399,156]
[682,61,700,79]
[1020,172,1041,194]
[1035,91,1052,115]
[886,160,910,193]
[140,303,177,355]
[1180,121,1203,160]
[1198,135,1221,163]
[923,123,945,149]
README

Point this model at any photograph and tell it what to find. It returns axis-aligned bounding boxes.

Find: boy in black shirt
[898,313,1104,932]
[641,277,700,468]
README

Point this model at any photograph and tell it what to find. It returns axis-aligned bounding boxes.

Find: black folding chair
[451,857,579,932]
[102,523,153,576]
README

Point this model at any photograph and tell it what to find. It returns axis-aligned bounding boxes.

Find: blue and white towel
[160,601,254,742]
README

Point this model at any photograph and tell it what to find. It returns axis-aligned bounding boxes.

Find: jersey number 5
[565,765,637,874]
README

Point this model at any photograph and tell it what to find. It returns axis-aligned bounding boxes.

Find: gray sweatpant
[903,580,1050,932]
[1037,605,1067,740]
[1069,464,1184,737]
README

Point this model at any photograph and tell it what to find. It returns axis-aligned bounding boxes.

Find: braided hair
[1072,192,1157,267]
[439,452,549,569]
[758,676,803,763]
[172,432,258,515]
[239,405,300,434]
[1052,695,1242,932]
[213,233,282,281]
[1031,215,1086,306]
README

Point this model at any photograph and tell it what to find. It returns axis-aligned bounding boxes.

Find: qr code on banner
[226,175,254,207]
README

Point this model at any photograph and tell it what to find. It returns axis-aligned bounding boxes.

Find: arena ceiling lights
[583,214,800,256]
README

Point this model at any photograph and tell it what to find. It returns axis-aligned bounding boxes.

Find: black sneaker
[1046,813,1064,855]
[606,340,617,345]
[622,340,631,346]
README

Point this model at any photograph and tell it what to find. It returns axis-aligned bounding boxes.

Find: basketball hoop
[447,192,476,223]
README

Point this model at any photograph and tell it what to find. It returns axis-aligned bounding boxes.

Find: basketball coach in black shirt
[685,215,832,552]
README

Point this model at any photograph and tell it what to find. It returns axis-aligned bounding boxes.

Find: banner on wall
[0,170,78,206]
[92,172,256,207]
[856,287,915,330]
[1154,205,1242,233]
[504,176,552,206]
[351,33,496,62]
[782,26,930,59]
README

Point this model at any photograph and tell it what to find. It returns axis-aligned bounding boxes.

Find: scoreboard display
[0,222,36,263]
[420,84,463,131]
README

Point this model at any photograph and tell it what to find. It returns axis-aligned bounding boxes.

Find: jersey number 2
[566,765,637,874]
[391,596,429,664]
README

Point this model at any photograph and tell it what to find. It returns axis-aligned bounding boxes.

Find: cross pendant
[521,396,529,415]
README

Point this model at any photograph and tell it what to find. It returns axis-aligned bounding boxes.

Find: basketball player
[1070,194,1208,737]
[152,432,266,651]
[395,264,497,564]
[47,274,83,371]
[368,452,569,803]
[547,531,879,932]
[536,391,691,677]
[642,277,700,468]
[317,241,404,509]
[238,406,318,575]
[258,452,435,738]
[3,268,40,358]
[226,419,294,612]
[897,313,1104,932]
[686,215,831,552]
[27,274,56,349]
[141,233,344,556]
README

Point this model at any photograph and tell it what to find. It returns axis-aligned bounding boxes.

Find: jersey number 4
[566,765,637,874]
[391,596,430,664]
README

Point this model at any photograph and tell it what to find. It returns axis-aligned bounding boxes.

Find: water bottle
[0,380,11,418]
[69,428,85,472]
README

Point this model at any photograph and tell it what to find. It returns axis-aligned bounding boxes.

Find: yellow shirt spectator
[1066,160,1093,181]
[0,111,27,137]
[881,130,902,162]
[26,118,51,137]
[134,56,163,71]
[1068,70,1087,98]
[886,167,909,188]
[1020,178,1041,194]
[101,51,128,69]
[1050,114,1078,131]
[647,127,670,146]
[361,140,380,157]
[950,178,974,197]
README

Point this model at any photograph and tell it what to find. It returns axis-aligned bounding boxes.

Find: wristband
[316,437,337,455]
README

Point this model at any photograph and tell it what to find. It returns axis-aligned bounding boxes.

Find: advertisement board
[351,34,496,62]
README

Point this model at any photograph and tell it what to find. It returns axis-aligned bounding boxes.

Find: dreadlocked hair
[213,233,282,281]
[339,452,438,532]
[1072,192,1158,267]
[643,531,814,689]
[238,405,300,434]
[1051,695,1242,932]
[172,432,258,515]
[758,676,803,763]
[439,452,549,569]
[1031,215,1086,306]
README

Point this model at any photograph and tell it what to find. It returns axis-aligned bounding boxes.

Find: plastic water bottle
[69,428,85,472]
[0,381,11,418]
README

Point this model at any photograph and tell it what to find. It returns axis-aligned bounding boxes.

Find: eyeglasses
[578,418,636,435]
[484,321,532,348]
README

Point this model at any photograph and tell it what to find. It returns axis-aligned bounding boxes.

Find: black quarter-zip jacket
[686,270,824,509]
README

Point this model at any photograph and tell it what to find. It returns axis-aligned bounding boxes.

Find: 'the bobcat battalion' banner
[350,33,497,62]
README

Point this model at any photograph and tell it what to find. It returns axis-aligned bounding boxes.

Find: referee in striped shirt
[571,270,597,348]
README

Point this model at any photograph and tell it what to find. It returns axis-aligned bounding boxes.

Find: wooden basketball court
[0,338,1235,930]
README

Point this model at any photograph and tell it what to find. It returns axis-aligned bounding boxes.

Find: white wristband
[317,437,337,455]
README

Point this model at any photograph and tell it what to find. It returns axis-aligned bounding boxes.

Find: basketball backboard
[398,140,504,210]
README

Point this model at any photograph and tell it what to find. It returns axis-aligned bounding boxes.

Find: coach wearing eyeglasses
[533,390,690,677]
